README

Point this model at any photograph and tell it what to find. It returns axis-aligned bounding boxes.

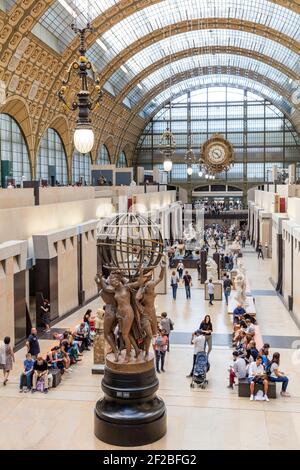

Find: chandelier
[159,127,176,172]
[58,22,102,154]
[185,147,196,176]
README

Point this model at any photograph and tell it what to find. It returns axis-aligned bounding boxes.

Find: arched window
[96,145,110,165]
[117,151,127,168]
[72,151,91,185]
[0,113,31,186]
[36,128,68,185]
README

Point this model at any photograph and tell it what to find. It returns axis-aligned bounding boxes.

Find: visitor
[232,304,246,324]
[246,339,259,361]
[186,330,206,378]
[154,329,168,373]
[83,309,92,343]
[177,261,184,280]
[248,355,269,401]
[199,315,213,356]
[242,233,246,248]
[259,343,271,367]
[170,270,179,300]
[73,323,90,351]
[40,298,51,333]
[19,353,34,392]
[47,346,65,372]
[207,278,214,306]
[268,352,290,397]
[223,274,233,306]
[0,336,15,386]
[183,270,192,299]
[228,351,247,389]
[245,318,256,337]
[224,253,229,271]
[160,312,174,352]
[257,243,264,259]
[26,328,40,359]
[31,355,49,394]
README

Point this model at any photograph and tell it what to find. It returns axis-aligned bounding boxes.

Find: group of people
[11,309,94,394]
[201,200,244,215]
[229,305,290,400]
[170,265,193,300]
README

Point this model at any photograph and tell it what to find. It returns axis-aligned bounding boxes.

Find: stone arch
[0,95,35,176]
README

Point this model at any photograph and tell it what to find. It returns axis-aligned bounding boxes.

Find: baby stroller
[190,351,210,389]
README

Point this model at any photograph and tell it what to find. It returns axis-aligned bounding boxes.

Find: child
[19,353,34,392]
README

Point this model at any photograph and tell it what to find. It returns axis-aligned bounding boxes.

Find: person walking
[207,279,215,306]
[0,337,15,386]
[223,274,233,306]
[186,330,206,378]
[170,271,179,300]
[26,328,40,359]
[177,261,184,280]
[183,270,192,299]
[199,315,213,357]
[154,329,168,373]
[160,312,174,352]
[257,243,264,259]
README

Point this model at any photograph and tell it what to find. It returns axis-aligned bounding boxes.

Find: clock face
[207,144,227,164]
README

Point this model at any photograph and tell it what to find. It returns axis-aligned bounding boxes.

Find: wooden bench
[238,378,276,398]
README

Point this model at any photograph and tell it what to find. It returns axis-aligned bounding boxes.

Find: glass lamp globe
[74,128,94,154]
[163,159,173,172]
[198,170,203,177]
[205,174,209,179]
[187,166,193,176]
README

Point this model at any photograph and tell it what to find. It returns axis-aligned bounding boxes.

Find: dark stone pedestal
[94,357,167,447]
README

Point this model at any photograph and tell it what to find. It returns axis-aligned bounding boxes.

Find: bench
[238,378,276,398]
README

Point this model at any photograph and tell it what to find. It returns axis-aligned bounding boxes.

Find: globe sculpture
[97,212,164,280]
[94,212,167,447]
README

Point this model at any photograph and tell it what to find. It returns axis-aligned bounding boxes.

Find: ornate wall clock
[200,133,234,174]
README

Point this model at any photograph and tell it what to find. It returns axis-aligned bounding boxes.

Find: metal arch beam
[92,19,300,89]
[116,46,298,104]
[140,84,293,134]
[61,0,300,56]
[116,67,293,159]
[133,67,292,114]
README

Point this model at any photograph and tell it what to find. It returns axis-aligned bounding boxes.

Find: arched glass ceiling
[142,75,293,116]
[105,29,300,96]
[37,0,119,52]
[86,0,300,72]
[124,54,292,108]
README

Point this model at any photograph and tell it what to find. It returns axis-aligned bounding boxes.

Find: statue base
[94,351,167,447]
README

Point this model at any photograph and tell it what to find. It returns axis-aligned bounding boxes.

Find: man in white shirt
[186,330,206,378]
[207,279,215,306]
[248,355,269,401]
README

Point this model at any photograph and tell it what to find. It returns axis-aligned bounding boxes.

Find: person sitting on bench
[31,355,49,394]
[268,352,290,397]
[228,351,247,389]
[19,353,34,393]
[248,355,269,402]
[73,323,90,351]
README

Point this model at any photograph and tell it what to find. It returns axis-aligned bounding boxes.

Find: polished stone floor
[1,246,300,450]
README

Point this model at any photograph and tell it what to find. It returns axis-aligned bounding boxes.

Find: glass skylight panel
[126,55,292,108]
[142,75,291,116]
[115,29,298,97]
[98,0,300,66]
[38,0,119,50]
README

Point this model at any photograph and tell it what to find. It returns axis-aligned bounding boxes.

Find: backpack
[265,361,272,377]
[169,319,174,331]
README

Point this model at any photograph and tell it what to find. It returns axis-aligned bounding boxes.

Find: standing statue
[100,270,145,363]
[93,308,105,365]
[206,257,218,281]
[135,260,166,359]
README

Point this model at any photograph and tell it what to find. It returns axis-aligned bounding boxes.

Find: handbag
[169,319,174,331]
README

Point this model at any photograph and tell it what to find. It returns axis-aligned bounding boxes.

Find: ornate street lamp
[58,22,102,154]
